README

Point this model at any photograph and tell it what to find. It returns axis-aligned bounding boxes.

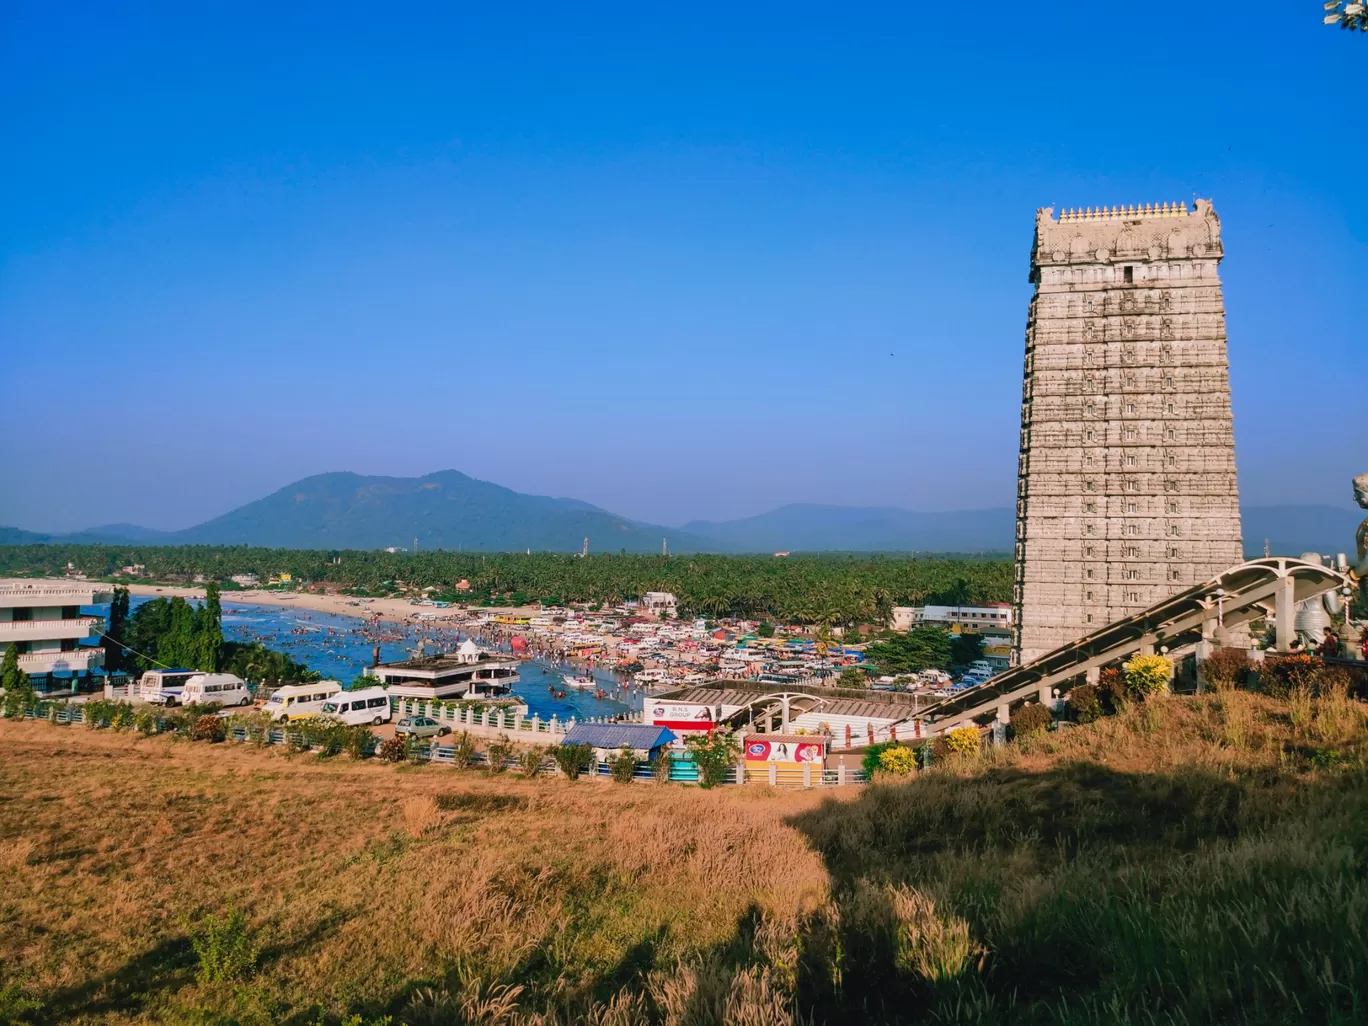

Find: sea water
[125,597,636,720]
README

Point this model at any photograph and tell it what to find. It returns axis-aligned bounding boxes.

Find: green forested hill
[153,470,723,554]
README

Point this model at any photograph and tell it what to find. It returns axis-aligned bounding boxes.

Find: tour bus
[139,669,200,706]
[262,680,344,723]
[181,673,253,708]
[319,686,392,726]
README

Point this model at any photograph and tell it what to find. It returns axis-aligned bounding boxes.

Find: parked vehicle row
[130,672,395,726]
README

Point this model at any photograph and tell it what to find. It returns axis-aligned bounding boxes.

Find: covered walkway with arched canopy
[919,557,1351,735]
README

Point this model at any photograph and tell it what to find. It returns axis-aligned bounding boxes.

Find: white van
[183,673,253,708]
[319,687,392,726]
[262,680,343,723]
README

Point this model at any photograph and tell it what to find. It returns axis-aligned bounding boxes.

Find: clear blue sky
[2,2,1363,533]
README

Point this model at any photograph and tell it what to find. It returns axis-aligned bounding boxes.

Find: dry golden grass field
[2,686,1368,1026]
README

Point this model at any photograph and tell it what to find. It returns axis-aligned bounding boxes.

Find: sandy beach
[123,584,537,626]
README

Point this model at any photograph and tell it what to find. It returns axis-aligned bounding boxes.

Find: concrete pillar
[1038,684,1052,709]
[996,703,1010,724]
[1086,666,1099,686]
[1139,634,1156,657]
[768,762,777,786]
[838,757,847,786]
[1276,573,1296,652]
[803,762,812,788]
[735,753,746,784]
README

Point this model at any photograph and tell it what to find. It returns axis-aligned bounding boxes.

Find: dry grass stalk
[401,794,444,837]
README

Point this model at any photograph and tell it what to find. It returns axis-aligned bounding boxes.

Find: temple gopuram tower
[1012,200,1243,665]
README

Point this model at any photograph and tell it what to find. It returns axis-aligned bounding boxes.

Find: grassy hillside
[1,686,1366,1025]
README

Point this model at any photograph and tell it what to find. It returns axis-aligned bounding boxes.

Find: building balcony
[17,647,105,674]
[0,616,105,645]
[0,579,114,608]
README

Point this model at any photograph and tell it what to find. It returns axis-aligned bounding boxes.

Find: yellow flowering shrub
[943,726,981,756]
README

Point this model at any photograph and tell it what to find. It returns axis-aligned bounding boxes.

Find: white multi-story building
[0,578,114,693]
[891,604,1014,633]
[641,592,679,618]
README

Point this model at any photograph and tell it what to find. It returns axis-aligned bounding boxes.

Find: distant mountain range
[1,470,1362,557]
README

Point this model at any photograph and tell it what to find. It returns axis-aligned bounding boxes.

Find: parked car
[393,715,450,739]
[319,687,392,726]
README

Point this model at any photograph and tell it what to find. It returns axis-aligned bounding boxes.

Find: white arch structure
[921,557,1351,735]
[719,692,828,732]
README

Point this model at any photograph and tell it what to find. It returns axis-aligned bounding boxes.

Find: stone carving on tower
[1012,201,1244,665]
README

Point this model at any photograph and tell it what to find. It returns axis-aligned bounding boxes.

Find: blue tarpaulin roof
[562,723,677,750]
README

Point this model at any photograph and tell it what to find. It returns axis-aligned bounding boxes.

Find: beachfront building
[560,722,676,761]
[371,639,524,706]
[890,607,922,631]
[919,604,1013,633]
[648,683,925,748]
[890,605,1013,633]
[0,578,114,694]
[641,592,678,618]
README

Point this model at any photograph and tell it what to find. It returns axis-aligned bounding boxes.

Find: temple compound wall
[1012,200,1243,665]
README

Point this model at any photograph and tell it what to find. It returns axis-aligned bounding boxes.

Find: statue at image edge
[1346,472,1368,651]
[1355,472,1368,574]
[1293,475,1368,650]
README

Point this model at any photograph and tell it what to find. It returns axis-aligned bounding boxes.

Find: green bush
[376,735,408,763]
[109,701,136,731]
[1009,702,1052,739]
[344,726,374,760]
[1123,654,1171,698]
[942,727,981,757]
[651,749,674,784]
[837,666,867,688]
[1258,655,1356,700]
[183,905,259,984]
[0,974,40,1026]
[862,741,909,778]
[190,715,226,743]
[684,731,740,788]
[1067,683,1102,724]
[519,745,546,778]
[449,730,477,769]
[1,644,35,719]
[81,698,117,729]
[878,745,918,776]
[485,734,514,773]
[607,744,640,783]
[1199,646,1250,691]
[551,742,595,780]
